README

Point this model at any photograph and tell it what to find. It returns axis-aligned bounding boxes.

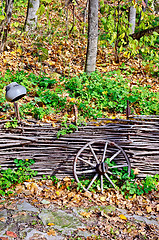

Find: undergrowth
[0,158,158,199]
[0,70,158,122]
[76,159,159,199]
[0,159,37,196]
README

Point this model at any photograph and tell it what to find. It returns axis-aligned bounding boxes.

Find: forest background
[0,0,158,125]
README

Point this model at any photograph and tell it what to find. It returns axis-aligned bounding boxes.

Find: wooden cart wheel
[73,139,131,193]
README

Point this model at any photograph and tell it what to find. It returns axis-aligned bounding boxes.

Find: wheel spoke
[104,173,116,188]
[86,173,98,191]
[110,150,121,161]
[102,142,108,162]
[74,139,131,193]
[76,169,96,174]
[77,156,96,167]
[109,164,128,169]
[89,144,99,163]
[107,171,121,179]
[101,175,103,194]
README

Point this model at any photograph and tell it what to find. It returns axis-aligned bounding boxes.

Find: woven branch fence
[0,115,158,179]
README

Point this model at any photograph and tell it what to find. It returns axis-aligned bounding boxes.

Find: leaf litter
[0,177,158,239]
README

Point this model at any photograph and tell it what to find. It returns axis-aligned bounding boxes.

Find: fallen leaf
[83,191,92,199]
[56,191,60,196]
[100,196,106,202]
[52,122,56,127]
[146,206,152,213]
[15,184,25,194]
[0,217,5,222]
[47,229,56,236]
[135,210,143,216]
[67,192,75,199]
[63,177,71,181]
[128,194,136,201]
[24,182,43,195]
[133,168,140,175]
[156,204,159,211]
[80,212,91,218]
[6,231,17,238]
[48,223,54,226]
[0,237,8,240]
[119,214,127,220]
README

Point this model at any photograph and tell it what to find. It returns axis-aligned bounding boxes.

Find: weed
[121,174,159,198]
[51,175,59,185]
[31,220,37,226]
[57,123,78,138]
[0,159,37,196]
[77,156,159,198]
[4,118,18,128]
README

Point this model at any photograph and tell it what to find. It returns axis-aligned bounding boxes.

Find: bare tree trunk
[24,0,39,33]
[83,0,89,34]
[65,0,78,34]
[0,0,14,52]
[65,0,69,34]
[85,0,98,73]
[115,0,120,63]
[129,4,136,34]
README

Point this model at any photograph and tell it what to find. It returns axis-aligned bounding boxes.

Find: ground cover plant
[0,159,37,196]
[0,70,158,123]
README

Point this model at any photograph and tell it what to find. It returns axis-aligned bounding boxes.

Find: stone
[41,200,50,205]
[39,209,85,234]
[16,200,39,213]
[0,210,7,223]
[23,228,64,240]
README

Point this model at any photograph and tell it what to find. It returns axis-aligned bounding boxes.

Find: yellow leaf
[10,51,16,55]
[100,196,106,202]
[48,223,54,226]
[156,204,159,211]
[119,214,127,220]
[80,212,91,218]
[102,91,107,95]
[56,191,60,196]
[128,194,136,200]
[52,122,56,127]
[17,48,22,54]
[47,229,56,236]
[146,206,152,213]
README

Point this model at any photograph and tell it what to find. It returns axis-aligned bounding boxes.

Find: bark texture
[129,5,136,34]
[131,25,159,40]
[0,0,14,51]
[25,0,39,33]
[85,0,98,73]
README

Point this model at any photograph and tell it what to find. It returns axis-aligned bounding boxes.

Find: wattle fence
[0,115,158,179]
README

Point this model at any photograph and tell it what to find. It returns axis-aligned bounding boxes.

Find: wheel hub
[96,162,108,175]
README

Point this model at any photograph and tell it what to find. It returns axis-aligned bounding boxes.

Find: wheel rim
[73,139,131,193]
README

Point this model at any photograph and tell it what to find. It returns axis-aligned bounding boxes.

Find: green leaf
[36,4,45,16]
[0,15,5,21]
